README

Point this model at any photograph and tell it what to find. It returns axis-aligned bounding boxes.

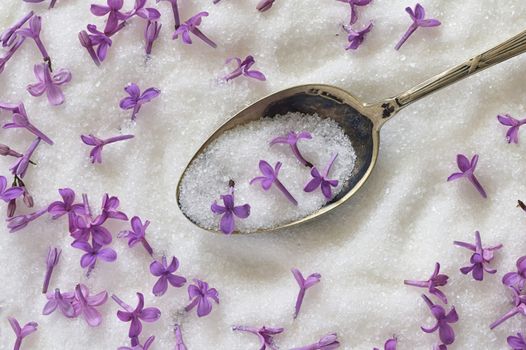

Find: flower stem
[171,1,180,29]
[42,268,53,294]
[404,280,428,288]
[14,337,22,350]
[49,0,57,8]
[395,24,417,51]
[191,28,217,48]
[294,288,305,319]
[290,144,313,168]
[274,179,298,206]
[490,308,519,329]
[322,153,338,177]
[142,239,154,256]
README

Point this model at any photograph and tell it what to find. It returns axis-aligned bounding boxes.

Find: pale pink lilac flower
[257,0,275,12]
[185,279,219,317]
[211,186,251,234]
[6,207,46,233]
[508,333,526,349]
[224,55,266,81]
[490,286,526,329]
[90,0,128,34]
[42,289,77,318]
[1,11,33,47]
[232,325,284,350]
[75,284,109,327]
[157,0,181,29]
[497,114,526,144]
[119,336,155,350]
[71,238,117,275]
[503,256,526,292]
[119,83,161,121]
[421,295,458,345]
[150,256,186,296]
[337,0,373,24]
[81,134,134,164]
[291,268,321,319]
[270,131,313,167]
[251,160,297,205]
[42,247,61,294]
[0,176,24,203]
[15,15,52,66]
[145,20,161,55]
[395,3,441,50]
[174,324,187,350]
[304,153,339,199]
[404,262,449,304]
[447,154,487,198]
[173,12,217,48]
[8,317,38,350]
[112,292,161,338]
[291,333,340,350]
[118,216,154,256]
[10,138,41,178]
[3,103,54,144]
[373,337,397,350]
[27,63,72,106]
[344,22,373,50]
[453,231,502,281]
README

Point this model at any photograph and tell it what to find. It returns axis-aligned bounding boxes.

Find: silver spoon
[177,29,526,234]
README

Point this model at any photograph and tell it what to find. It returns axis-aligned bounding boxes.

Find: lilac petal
[43,300,58,315]
[150,261,165,276]
[153,276,168,296]
[92,226,113,245]
[446,172,464,182]
[83,306,103,327]
[129,317,143,338]
[220,211,234,234]
[167,274,186,287]
[497,114,517,126]
[108,0,124,9]
[91,4,111,16]
[80,253,96,268]
[71,240,92,252]
[456,154,471,172]
[418,19,441,27]
[414,3,425,19]
[120,97,137,110]
[88,291,108,306]
[197,298,212,317]
[467,174,487,198]
[97,248,117,262]
[438,323,455,345]
[125,83,141,99]
[245,70,266,81]
[27,82,46,97]
[232,204,250,219]
[140,307,161,322]
[385,338,397,350]
[46,83,65,106]
[259,160,275,177]
[304,177,322,192]
[2,187,24,201]
[139,87,161,102]
[321,181,333,199]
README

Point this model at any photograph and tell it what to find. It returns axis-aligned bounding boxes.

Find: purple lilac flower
[270,131,312,167]
[145,20,162,55]
[453,231,502,281]
[119,83,161,121]
[251,160,297,205]
[126,0,161,20]
[15,15,51,66]
[0,176,24,203]
[27,63,72,106]
[404,262,449,304]
[490,286,526,329]
[112,292,161,338]
[232,325,284,350]
[0,37,26,74]
[48,188,82,232]
[71,238,117,275]
[0,11,33,47]
[75,284,108,327]
[498,114,526,144]
[503,256,526,292]
[119,336,155,350]
[508,333,526,349]
[0,144,23,158]
[447,154,487,198]
[256,0,275,12]
[344,22,373,50]
[42,247,61,294]
[150,256,186,296]
[337,0,373,25]
[291,268,321,319]
[373,337,397,350]
[3,103,54,144]
[304,153,339,199]
[78,24,120,66]
[70,193,113,244]
[395,3,441,50]
[118,216,155,256]
[7,207,47,233]
[420,295,458,345]
[224,55,266,81]
[91,0,128,34]
[101,193,128,220]
[185,279,219,317]
[174,324,187,350]
[157,0,181,29]
[291,333,340,350]
[211,186,251,234]
[173,12,217,48]
[81,134,134,164]
[10,138,41,179]
[8,317,38,350]
[42,289,76,318]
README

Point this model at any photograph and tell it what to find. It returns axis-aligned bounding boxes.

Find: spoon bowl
[177,28,526,234]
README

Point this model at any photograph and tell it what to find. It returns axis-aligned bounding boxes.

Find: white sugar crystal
[179,112,356,233]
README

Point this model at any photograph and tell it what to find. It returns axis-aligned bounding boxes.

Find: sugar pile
[179,112,356,233]
[1,0,526,349]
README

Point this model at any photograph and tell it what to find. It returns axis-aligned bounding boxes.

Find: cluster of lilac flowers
[211,131,340,234]
[1,12,71,105]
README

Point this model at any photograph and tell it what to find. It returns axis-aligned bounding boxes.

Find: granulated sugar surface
[179,112,356,233]
[0,0,526,349]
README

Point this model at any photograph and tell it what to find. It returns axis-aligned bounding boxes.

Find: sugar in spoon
[177,29,526,234]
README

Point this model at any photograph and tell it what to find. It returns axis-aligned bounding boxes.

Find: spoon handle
[391,29,526,110]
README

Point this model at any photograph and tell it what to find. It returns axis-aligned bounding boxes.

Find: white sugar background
[179,113,357,232]
[0,0,525,349]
